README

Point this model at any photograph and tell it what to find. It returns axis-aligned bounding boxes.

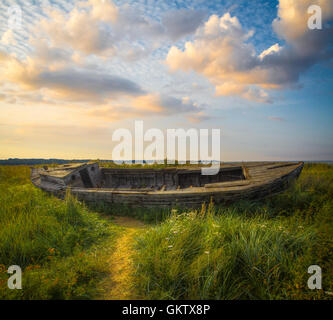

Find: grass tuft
[133,163,333,300]
[0,165,119,299]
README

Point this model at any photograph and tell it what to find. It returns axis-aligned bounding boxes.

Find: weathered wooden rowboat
[31,161,304,208]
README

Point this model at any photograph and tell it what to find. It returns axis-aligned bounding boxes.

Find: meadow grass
[0,163,332,300]
[87,201,172,224]
[133,163,333,300]
[98,159,212,169]
[0,165,120,299]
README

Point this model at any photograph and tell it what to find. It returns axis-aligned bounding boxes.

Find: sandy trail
[101,216,146,300]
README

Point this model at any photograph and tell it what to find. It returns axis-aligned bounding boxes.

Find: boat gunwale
[49,161,304,197]
[31,162,304,208]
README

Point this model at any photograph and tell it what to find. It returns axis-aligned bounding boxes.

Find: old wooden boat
[30,161,304,208]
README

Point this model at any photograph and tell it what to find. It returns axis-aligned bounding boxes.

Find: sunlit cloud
[187,112,212,123]
[0,0,332,160]
[166,1,333,102]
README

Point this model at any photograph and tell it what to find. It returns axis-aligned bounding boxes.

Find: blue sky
[0,0,332,161]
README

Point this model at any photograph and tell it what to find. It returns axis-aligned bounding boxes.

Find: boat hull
[31,162,304,208]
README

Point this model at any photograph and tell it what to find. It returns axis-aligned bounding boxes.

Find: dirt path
[100,216,146,300]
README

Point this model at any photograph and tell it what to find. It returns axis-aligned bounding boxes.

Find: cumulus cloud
[82,0,118,22]
[0,47,201,120]
[28,0,205,61]
[166,0,333,102]
[273,0,333,44]
[155,95,200,114]
[88,93,200,121]
[166,13,271,102]
[0,51,144,103]
[162,9,207,41]
[0,0,209,119]
[35,0,117,57]
[36,69,145,101]
[261,0,333,87]
[30,39,74,71]
[111,5,206,43]
[187,112,212,123]
[1,30,15,45]
[259,44,282,60]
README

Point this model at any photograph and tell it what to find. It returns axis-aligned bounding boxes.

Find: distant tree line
[0,159,91,165]
[0,159,226,166]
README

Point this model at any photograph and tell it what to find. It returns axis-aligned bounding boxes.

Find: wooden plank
[204,180,251,188]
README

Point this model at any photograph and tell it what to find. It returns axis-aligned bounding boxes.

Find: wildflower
[168,245,173,249]
[204,251,210,255]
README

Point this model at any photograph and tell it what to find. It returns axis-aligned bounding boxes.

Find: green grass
[98,159,212,169]
[87,201,172,224]
[0,165,120,299]
[0,163,332,300]
[133,163,333,300]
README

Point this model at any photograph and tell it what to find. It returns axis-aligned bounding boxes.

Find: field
[0,163,332,299]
